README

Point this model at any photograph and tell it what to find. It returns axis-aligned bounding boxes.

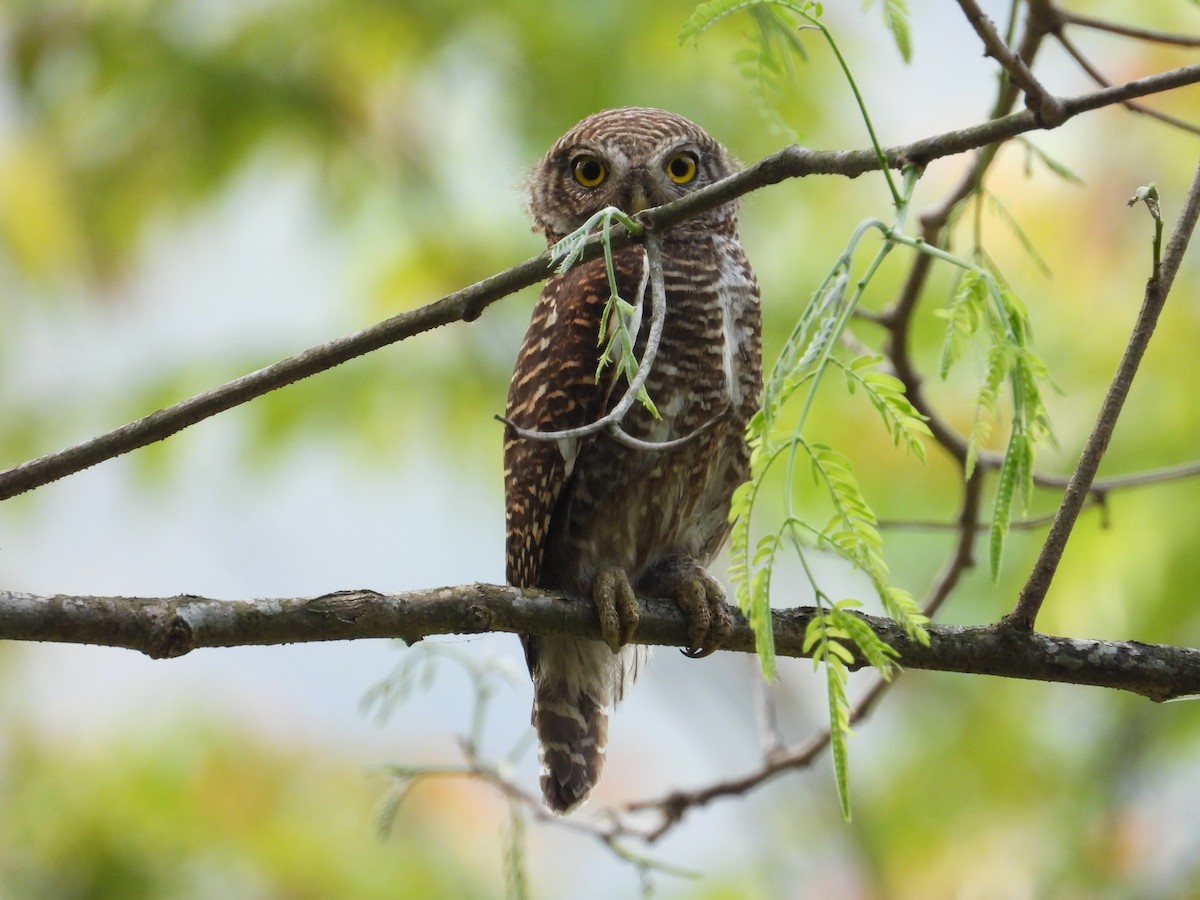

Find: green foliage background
[1,0,1200,896]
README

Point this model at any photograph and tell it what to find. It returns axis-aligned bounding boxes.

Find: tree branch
[1006,156,1200,632]
[1054,29,1200,135]
[2,585,1198,702]
[1058,9,1200,48]
[2,62,1199,503]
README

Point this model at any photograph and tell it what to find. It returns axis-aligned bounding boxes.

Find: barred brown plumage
[505,107,762,812]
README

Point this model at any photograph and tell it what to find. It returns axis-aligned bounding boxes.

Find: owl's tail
[528,635,618,813]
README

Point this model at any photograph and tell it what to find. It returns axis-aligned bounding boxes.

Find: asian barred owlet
[504,107,762,812]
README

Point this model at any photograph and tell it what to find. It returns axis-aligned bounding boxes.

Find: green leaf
[937,269,987,379]
[503,802,529,900]
[679,0,755,43]
[986,191,1051,277]
[551,207,660,420]
[881,586,930,644]
[826,655,853,821]
[879,0,912,63]
[679,0,822,138]
[830,603,898,675]
[805,440,883,569]
[990,430,1029,580]
[966,340,1015,478]
[1019,138,1086,185]
[840,356,932,460]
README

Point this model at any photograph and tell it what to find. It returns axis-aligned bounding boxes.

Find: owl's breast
[543,232,763,592]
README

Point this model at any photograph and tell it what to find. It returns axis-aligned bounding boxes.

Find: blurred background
[1,1,1199,897]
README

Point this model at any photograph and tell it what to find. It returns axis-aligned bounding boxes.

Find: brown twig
[880,1,1059,469]
[1059,10,1200,48]
[881,458,1200,531]
[1055,30,1200,136]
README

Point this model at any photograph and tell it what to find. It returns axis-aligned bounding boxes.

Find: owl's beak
[627,185,650,215]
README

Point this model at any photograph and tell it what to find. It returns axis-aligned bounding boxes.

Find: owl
[504,107,762,812]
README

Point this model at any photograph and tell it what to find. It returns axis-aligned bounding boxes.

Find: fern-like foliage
[680,1,822,139]
[803,439,930,644]
[938,263,1052,578]
[729,204,932,677]
[688,0,1055,819]
[803,599,899,818]
[803,611,854,818]
[839,354,932,460]
[864,0,913,62]
[549,207,658,417]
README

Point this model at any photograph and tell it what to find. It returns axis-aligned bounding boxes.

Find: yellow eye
[666,152,698,184]
[571,154,606,188]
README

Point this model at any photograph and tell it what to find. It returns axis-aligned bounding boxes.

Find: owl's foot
[642,557,732,658]
[594,567,641,654]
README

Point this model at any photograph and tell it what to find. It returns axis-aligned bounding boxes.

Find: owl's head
[528,107,738,244]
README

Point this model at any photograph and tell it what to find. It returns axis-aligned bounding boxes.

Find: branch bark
[3,585,1198,702]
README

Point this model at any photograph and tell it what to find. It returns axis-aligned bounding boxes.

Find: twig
[881,458,1200,530]
[0,254,554,501]
[881,6,1059,467]
[3,62,1199,503]
[498,236,664,445]
[1059,10,1200,48]
[1055,30,1200,136]
[1006,157,1200,632]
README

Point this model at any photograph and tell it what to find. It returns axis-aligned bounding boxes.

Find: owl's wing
[503,246,648,591]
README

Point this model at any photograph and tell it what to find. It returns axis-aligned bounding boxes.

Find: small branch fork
[956,0,1066,126]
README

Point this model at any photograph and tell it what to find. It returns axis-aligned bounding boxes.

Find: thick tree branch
[2,62,1199,503]
[2,585,1198,703]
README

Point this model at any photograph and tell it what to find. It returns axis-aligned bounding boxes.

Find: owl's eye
[571,155,607,188]
[665,152,698,184]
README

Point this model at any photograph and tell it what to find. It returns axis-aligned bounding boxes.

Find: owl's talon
[594,567,640,653]
[681,600,731,657]
[642,557,731,658]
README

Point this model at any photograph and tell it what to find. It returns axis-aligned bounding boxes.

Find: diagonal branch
[1006,157,1200,632]
[2,62,1199,503]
